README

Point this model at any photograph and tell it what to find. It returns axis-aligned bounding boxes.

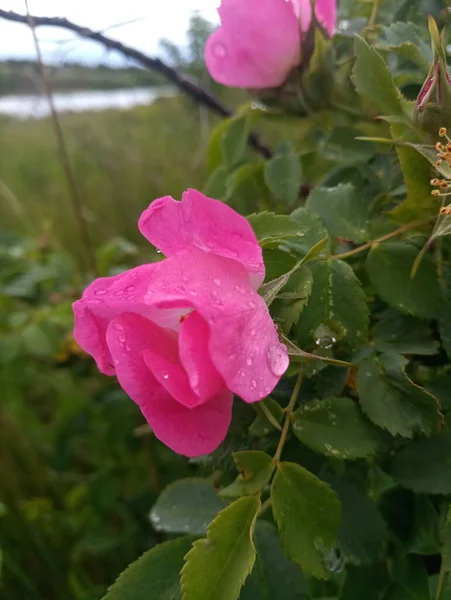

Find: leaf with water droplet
[292,397,383,460]
[271,462,341,579]
[220,451,274,499]
[296,259,368,353]
[150,478,226,535]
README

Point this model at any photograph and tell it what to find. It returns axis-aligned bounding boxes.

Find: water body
[0,86,175,119]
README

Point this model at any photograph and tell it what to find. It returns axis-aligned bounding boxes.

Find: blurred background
[0,2,242,599]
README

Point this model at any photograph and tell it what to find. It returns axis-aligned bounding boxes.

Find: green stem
[435,560,447,600]
[331,218,430,261]
[273,372,303,464]
[368,0,382,28]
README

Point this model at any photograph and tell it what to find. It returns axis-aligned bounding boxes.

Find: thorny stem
[273,371,303,464]
[434,559,447,600]
[330,218,431,261]
[25,0,98,276]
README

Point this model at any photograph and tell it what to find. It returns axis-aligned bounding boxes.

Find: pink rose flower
[73,190,289,457]
[205,0,336,89]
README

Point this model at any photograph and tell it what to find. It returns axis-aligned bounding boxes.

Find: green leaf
[296,259,369,351]
[380,22,432,73]
[181,495,260,600]
[220,451,274,499]
[319,126,377,165]
[440,263,451,361]
[247,212,301,247]
[389,127,438,222]
[204,165,228,199]
[221,116,250,170]
[271,265,314,333]
[366,242,441,319]
[249,398,284,437]
[21,324,56,358]
[271,462,341,579]
[358,353,441,438]
[384,556,431,600]
[287,207,331,257]
[264,145,302,206]
[442,505,451,574]
[372,311,440,356]
[409,495,441,555]
[150,478,226,535]
[390,431,451,495]
[259,261,304,307]
[306,184,369,243]
[327,477,388,565]
[292,397,382,460]
[102,536,195,600]
[340,564,390,600]
[241,521,309,600]
[282,335,353,369]
[352,36,406,117]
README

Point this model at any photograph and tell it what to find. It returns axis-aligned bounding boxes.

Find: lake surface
[0,86,175,119]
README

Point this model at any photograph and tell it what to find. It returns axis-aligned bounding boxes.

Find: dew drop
[125,285,135,293]
[95,289,107,295]
[114,323,124,331]
[239,370,245,378]
[162,373,169,380]
[229,353,236,360]
[213,42,227,58]
[235,285,245,294]
[114,289,125,297]
[250,328,256,336]
[188,290,197,296]
[246,357,253,366]
[250,379,257,389]
[266,343,289,377]
[213,278,221,287]
[247,300,256,309]
[156,249,162,254]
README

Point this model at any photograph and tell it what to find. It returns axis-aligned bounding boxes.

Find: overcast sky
[0,0,220,65]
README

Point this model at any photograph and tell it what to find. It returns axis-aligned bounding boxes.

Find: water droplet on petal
[250,379,257,389]
[188,290,197,296]
[266,343,289,377]
[162,373,169,380]
[114,323,124,331]
[213,42,227,59]
[247,301,256,309]
[114,289,125,297]
[125,285,135,292]
[250,328,256,336]
[229,354,235,360]
[95,289,107,295]
[246,357,253,366]
[235,285,245,294]
[213,278,221,287]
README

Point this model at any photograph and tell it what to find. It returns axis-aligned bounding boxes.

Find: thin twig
[330,218,431,261]
[273,371,303,464]
[0,9,272,159]
[24,1,98,275]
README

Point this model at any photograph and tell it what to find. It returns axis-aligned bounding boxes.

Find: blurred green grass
[0,96,219,268]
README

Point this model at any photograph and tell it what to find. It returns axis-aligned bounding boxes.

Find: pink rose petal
[106,312,233,457]
[205,0,301,89]
[179,311,225,401]
[143,250,288,402]
[138,189,265,288]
